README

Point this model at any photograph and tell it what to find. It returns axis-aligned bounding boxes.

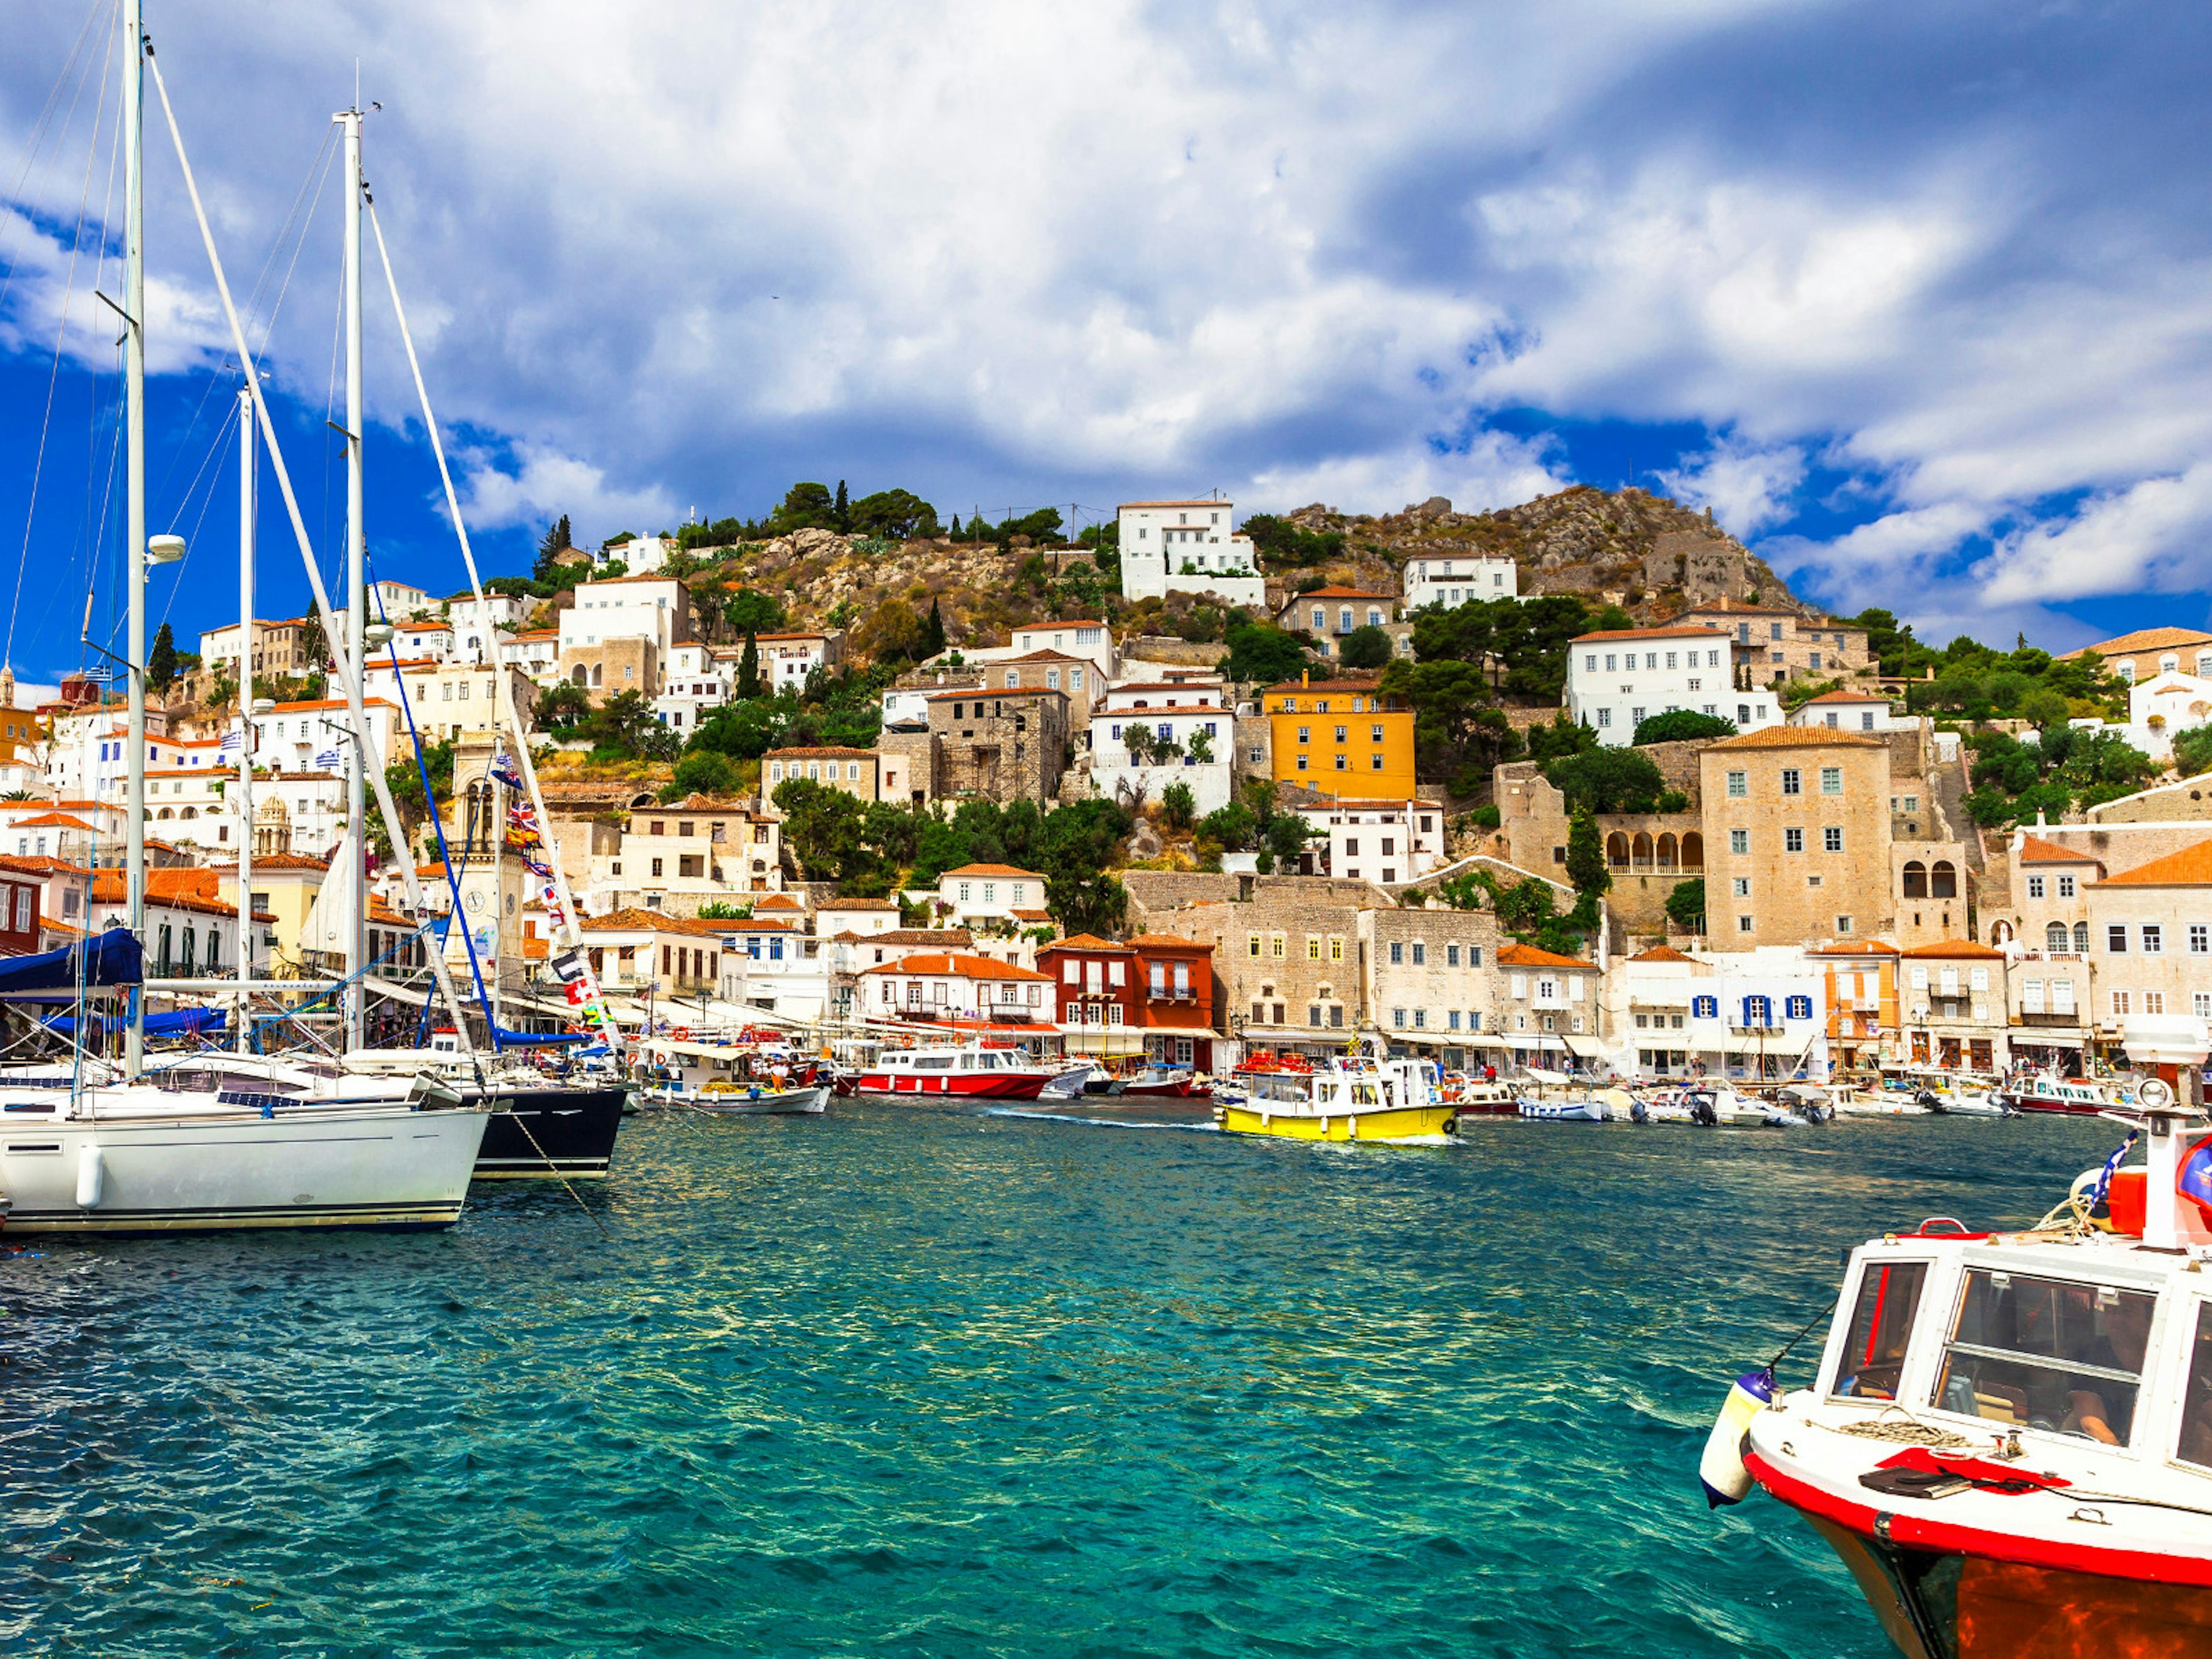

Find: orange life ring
[672,1026,692,1041]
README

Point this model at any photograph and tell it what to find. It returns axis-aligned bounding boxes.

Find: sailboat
[0,7,490,1233]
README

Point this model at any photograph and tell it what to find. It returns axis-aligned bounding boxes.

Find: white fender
[1698,1369,1774,1508]
[75,1142,104,1209]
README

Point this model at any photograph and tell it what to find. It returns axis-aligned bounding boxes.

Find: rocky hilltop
[631,484,1828,664]
[1283,484,1821,622]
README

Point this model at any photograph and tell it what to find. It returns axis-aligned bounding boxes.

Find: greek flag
[314,748,342,771]
[218,728,243,755]
[2090,1128,2141,1215]
[75,664,118,683]
[490,748,525,790]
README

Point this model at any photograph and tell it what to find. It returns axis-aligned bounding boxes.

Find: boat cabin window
[2177,1303,2212,1469]
[912,1055,955,1070]
[1932,1270,2156,1446]
[1832,1259,1927,1400]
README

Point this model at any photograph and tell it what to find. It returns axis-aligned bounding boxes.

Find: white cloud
[451,444,676,543]
[1979,464,2212,605]
[1657,435,1806,537]
[1247,431,1566,520]
[1,0,2208,645]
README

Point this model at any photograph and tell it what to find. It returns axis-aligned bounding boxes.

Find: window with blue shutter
[1691,995,1718,1019]
[1786,995,1813,1021]
[1743,994,1771,1025]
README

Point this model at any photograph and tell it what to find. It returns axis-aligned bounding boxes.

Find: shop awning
[1560,1033,1608,1057]
[1506,1035,1565,1052]
[2011,1031,2084,1047]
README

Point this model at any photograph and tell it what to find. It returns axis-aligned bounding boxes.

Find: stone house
[2056,626,2212,687]
[1678,599,1872,686]
[764,747,880,802]
[926,686,1070,805]
[1358,902,1514,1066]
[1140,880,1381,1055]
[2085,838,2212,1065]
[586,797,784,911]
[1700,725,1972,952]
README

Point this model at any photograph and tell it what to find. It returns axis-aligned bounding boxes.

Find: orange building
[1261,675,1415,800]
[1809,940,1901,1074]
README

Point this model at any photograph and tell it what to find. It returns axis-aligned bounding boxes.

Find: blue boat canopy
[44,1007,226,1038]
[0,928,143,1002]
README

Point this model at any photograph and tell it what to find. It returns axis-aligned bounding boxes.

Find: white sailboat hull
[0,1097,488,1234]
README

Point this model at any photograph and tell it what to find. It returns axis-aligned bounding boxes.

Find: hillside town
[10,483,2205,1089]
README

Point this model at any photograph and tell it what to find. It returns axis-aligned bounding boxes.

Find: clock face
[464,889,485,915]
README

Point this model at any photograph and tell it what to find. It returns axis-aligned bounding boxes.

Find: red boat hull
[2011,1094,2111,1116]
[855,1071,1051,1100]
[1109,1078,1212,1100]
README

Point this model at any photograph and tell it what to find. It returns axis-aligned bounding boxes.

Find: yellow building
[0,664,39,765]
[1262,676,1415,799]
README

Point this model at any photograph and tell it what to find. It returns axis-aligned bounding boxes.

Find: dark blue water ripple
[0,1106,2127,1657]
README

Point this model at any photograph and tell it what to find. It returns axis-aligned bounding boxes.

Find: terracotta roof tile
[1628,945,1695,962]
[857,952,1048,981]
[1571,624,1730,643]
[2059,626,2212,660]
[1497,942,1593,968]
[1899,939,2006,958]
[2096,839,2212,887]
[2016,834,2101,866]
[942,862,1047,880]
[1703,726,1884,750]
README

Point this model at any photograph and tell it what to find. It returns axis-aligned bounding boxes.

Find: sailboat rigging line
[368,578,500,1050]
[151,127,338,539]
[366,200,627,1065]
[6,6,120,670]
[144,42,485,1067]
[0,0,111,325]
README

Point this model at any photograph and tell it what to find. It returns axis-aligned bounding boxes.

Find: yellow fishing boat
[1217,1041,1458,1143]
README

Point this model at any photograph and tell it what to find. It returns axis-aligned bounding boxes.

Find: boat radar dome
[147,533,186,565]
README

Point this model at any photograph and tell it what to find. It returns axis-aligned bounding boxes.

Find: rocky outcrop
[1282,484,1818,624]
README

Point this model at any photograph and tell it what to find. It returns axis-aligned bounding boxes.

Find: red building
[1039,932,1217,1070]
[0,864,37,955]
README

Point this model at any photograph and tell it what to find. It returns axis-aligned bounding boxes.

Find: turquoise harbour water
[2,1104,2128,1658]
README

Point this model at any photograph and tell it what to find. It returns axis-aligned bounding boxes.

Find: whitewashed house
[1116,499,1265,607]
[1089,680,1234,813]
[1405,554,1518,610]
[1566,624,1780,745]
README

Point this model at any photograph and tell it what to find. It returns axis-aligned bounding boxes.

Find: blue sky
[2,0,2209,687]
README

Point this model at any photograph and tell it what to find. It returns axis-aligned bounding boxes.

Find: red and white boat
[853,1041,1056,1100]
[1702,1060,2212,1657]
[2002,1071,2139,1117]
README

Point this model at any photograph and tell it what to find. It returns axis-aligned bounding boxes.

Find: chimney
[1301,669,1309,688]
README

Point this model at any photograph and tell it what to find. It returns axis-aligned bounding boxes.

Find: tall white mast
[122,0,146,1074]
[235,385,255,1051]
[339,104,367,1049]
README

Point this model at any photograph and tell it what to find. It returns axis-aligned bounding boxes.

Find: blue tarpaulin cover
[0,928,143,1001]
[44,1007,226,1038]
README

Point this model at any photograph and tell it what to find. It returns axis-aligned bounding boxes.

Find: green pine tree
[533,513,574,581]
[737,630,761,699]
[922,597,945,657]
[834,479,850,531]
[149,622,178,693]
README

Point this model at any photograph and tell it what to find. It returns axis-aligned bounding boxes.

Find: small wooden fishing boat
[688,1082,830,1115]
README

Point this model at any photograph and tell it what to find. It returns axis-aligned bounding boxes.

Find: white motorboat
[2001,1072,2137,1118]
[1702,1082,2212,1656]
